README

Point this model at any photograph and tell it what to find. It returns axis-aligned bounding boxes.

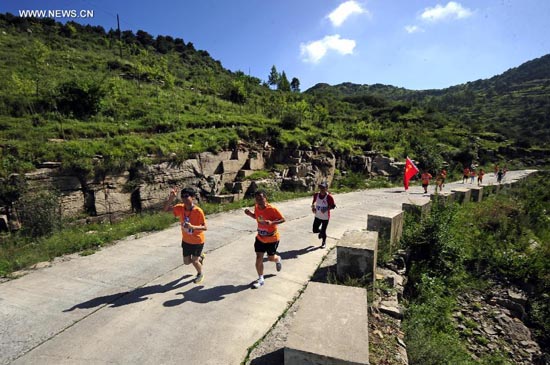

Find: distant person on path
[462,167,470,183]
[435,170,445,193]
[164,187,207,284]
[494,163,499,177]
[244,190,285,289]
[421,170,433,194]
[311,182,336,248]
[477,169,485,186]
[469,169,476,184]
[497,169,504,184]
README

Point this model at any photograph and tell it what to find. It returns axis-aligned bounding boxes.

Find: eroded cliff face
[2,148,326,224]
[1,147,403,228]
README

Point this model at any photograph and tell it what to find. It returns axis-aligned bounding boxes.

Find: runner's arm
[163,187,178,212]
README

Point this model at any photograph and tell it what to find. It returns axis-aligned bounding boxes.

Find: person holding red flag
[404,157,419,190]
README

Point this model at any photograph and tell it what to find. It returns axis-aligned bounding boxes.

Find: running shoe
[252,279,264,289]
[276,259,282,272]
[194,273,204,284]
[321,241,326,249]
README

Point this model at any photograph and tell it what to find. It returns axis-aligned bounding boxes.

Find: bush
[334,172,367,190]
[54,80,105,119]
[15,191,62,238]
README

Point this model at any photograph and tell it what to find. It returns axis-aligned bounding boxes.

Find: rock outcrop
[5,147,342,225]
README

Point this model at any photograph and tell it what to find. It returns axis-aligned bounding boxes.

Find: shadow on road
[63,275,194,312]
[163,274,276,307]
[310,263,336,284]
[249,348,284,365]
[278,245,320,260]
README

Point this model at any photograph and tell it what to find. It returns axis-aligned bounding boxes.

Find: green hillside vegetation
[2,14,549,188]
[401,171,550,362]
[306,55,550,162]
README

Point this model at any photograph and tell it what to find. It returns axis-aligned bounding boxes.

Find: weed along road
[0,170,534,364]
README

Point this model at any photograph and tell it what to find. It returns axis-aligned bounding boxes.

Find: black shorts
[254,238,279,256]
[181,241,204,257]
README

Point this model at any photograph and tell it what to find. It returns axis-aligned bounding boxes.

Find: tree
[224,79,247,105]
[278,71,290,92]
[268,65,279,88]
[23,39,50,95]
[290,77,301,93]
[136,30,154,47]
[55,79,105,119]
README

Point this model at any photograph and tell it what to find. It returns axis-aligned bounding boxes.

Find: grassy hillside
[1,13,549,203]
[306,55,550,162]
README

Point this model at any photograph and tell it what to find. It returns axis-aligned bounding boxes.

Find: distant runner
[244,190,285,289]
[421,170,433,194]
[311,182,336,248]
[463,167,470,183]
[477,169,485,186]
[497,169,504,184]
[435,170,445,193]
[164,187,207,284]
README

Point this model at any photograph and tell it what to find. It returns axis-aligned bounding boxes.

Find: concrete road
[0,170,535,364]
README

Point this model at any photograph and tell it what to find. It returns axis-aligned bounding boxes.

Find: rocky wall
[2,148,397,229]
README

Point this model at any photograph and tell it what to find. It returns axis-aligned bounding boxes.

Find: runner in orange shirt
[421,170,433,194]
[463,167,470,183]
[477,169,485,186]
[164,187,207,284]
[244,190,286,289]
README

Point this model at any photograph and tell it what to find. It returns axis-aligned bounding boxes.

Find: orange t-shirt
[173,204,206,244]
[254,204,284,243]
[421,173,432,185]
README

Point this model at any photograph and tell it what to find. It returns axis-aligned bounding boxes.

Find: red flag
[404,157,419,190]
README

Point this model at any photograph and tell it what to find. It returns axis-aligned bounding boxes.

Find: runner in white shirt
[311,182,336,248]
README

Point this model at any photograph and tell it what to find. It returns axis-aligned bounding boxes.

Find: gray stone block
[366,210,403,254]
[430,191,455,205]
[451,187,472,204]
[285,282,369,365]
[470,186,483,202]
[402,201,431,221]
[337,230,378,281]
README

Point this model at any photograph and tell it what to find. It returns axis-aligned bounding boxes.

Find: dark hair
[254,190,267,198]
[180,187,196,198]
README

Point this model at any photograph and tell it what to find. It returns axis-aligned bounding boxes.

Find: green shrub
[334,172,367,190]
[15,190,62,238]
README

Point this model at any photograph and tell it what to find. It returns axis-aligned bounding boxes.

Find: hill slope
[1,13,549,195]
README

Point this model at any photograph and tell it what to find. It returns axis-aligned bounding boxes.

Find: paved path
[0,170,535,364]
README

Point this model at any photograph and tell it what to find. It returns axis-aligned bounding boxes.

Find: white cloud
[300,35,356,64]
[327,0,367,27]
[420,1,473,22]
[405,25,424,33]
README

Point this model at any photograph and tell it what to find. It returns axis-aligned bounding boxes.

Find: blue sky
[2,0,549,91]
